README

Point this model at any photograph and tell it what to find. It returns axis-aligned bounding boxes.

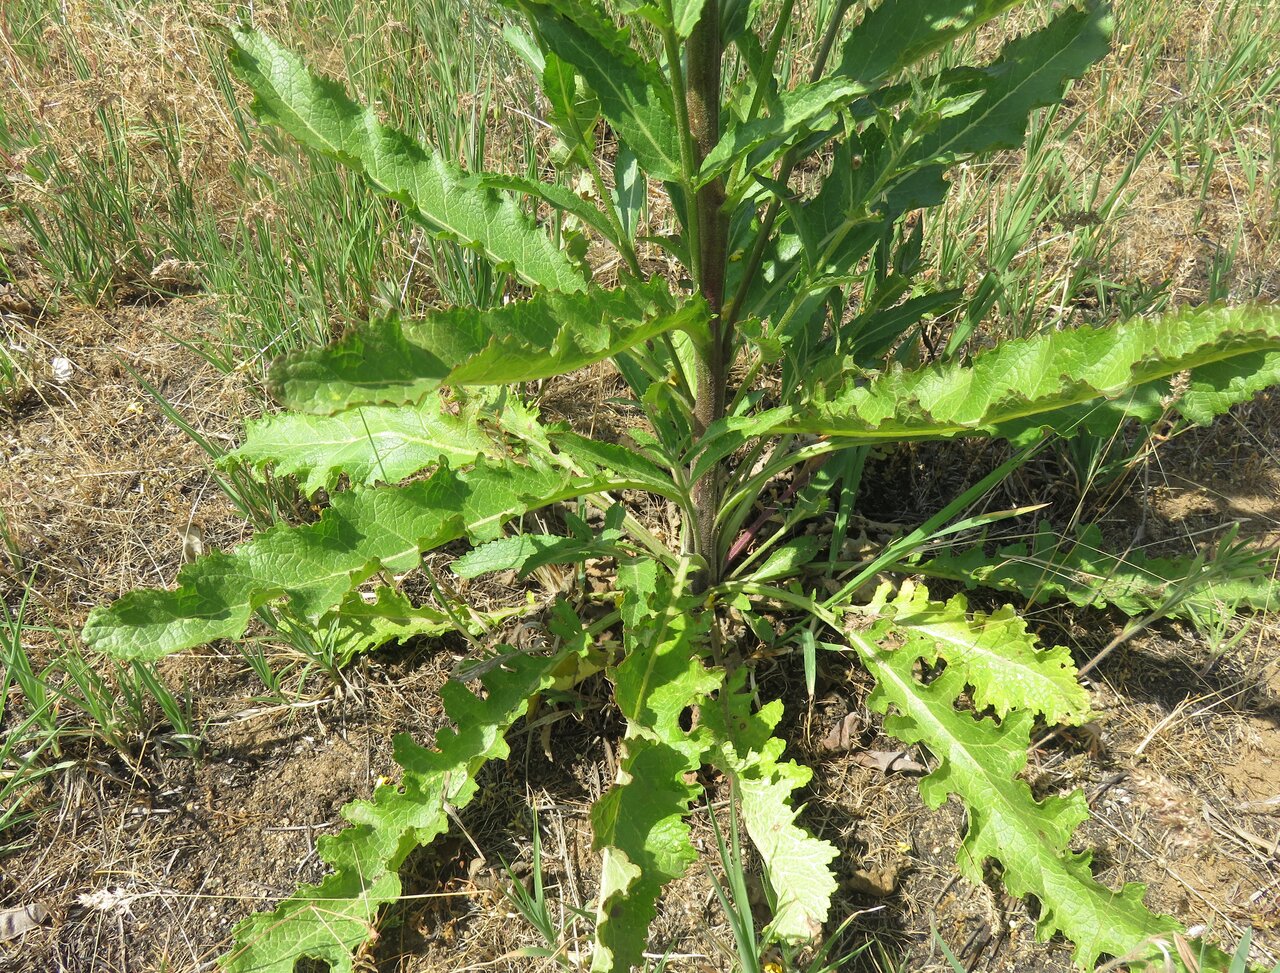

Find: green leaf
[856,581,1089,726]
[318,587,475,668]
[553,430,681,500]
[747,536,821,583]
[612,143,644,241]
[703,672,838,942]
[227,26,585,293]
[670,0,710,37]
[847,627,1230,971]
[592,560,720,972]
[83,460,611,659]
[837,0,1024,87]
[699,78,860,188]
[274,280,707,414]
[510,0,684,180]
[917,523,1280,621]
[900,2,1114,169]
[267,314,448,414]
[541,50,600,166]
[226,397,495,496]
[477,171,619,246]
[780,304,1280,445]
[688,408,793,483]
[221,633,589,973]
[452,534,568,579]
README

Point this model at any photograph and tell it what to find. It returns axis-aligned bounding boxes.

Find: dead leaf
[0,903,48,941]
[852,749,926,776]
[847,863,903,898]
[820,712,862,752]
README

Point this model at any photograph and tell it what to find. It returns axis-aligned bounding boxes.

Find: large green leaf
[226,397,496,496]
[899,2,1114,169]
[592,560,720,972]
[509,0,684,181]
[917,523,1280,621]
[83,460,611,659]
[221,621,589,973]
[856,581,1089,726]
[779,304,1280,444]
[836,0,1024,88]
[274,280,707,414]
[227,26,585,293]
[702,672,838,943]
[848,627,1229,971]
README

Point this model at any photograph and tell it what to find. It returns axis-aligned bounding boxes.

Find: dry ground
[2,1,1280,972]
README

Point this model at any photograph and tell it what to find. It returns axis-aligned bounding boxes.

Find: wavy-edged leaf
[509,0,683,180]
[221,629,589,973]
[779,304,1280,444]
[274,280,708,413]
[703,672,838,942]
[836,0,1023,89]
[83,460,612,659]
[266,314,447,415]
[227,397,495,496]
[592,560,719,972]
[452,534,570,580]
[917,523,1280,620]
[318,587,524,668]
[227,26,584,293]
[847,627,1229,971]
[856,581,1089,726]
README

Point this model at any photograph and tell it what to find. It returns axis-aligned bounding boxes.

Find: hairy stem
[686,0,730,589]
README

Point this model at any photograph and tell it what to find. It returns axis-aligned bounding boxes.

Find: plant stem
[685,0,730,589]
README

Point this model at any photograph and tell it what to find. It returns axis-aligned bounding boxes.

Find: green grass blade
[227,26,586,293]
